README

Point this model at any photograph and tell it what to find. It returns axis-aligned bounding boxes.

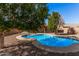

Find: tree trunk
[0,32,4,49]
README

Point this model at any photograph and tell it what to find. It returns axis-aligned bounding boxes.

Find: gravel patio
[1,32,79,56]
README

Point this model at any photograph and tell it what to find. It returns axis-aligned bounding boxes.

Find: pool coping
[16,33,79,53]
[16,33,55,41]
[32,40,79,53]
[16,35,35,42]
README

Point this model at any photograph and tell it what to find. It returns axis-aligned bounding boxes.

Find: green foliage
[0,3,48,48]
[0,4,12,32]
[0,3,48,32]
[48,12,62,32]
[10,4,48,31]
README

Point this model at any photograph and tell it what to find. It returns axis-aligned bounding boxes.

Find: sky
[46,3,79,25]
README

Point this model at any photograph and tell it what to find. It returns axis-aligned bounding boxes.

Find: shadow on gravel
[0,43,79,56]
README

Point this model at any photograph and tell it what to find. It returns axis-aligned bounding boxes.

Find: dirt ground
[4,33,20,47]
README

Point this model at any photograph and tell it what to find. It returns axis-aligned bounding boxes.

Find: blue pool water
[22,34,79,47]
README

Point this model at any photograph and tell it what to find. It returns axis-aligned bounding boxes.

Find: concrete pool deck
[4,32,79,54]
[4,32,79,47]
[4,32,30,47]
[15,32,79,53]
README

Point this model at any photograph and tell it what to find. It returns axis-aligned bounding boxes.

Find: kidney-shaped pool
[22,34,79,47]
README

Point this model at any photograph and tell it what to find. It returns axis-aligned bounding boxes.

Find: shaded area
[0,43,79,56]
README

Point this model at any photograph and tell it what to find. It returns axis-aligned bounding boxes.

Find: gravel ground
[3,33,79,56]
[0,43,79,56]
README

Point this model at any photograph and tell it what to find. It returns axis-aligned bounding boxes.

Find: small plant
[67,27,76,34]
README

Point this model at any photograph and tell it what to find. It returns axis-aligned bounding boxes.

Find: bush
[67,27,76,34]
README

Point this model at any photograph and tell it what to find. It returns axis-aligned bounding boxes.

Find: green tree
[0,3,48,48]
[9,3,48,32]
[20,4,48,31]
[0,4,12,48]
[48,12,64,32]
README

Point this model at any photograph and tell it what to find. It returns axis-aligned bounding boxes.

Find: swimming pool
[22,34,79,47]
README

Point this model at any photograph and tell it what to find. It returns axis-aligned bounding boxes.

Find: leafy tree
[8,4,48,32]
[0,3,48,48]
[48,12,64,32]
[0,4,12,48]
[15,4,48,32]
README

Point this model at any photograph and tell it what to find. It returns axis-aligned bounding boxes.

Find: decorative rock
[6,46,19,52]
[0,43,79,56]
[22,46,31,49]
[42,51,48,55]
[30,50,36,54]
[15,50,22,56]
[13,46,19,51]
[21,51,29,56]
[0,49,7,53]
[0,52,12,56]
[35,52,42,56]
